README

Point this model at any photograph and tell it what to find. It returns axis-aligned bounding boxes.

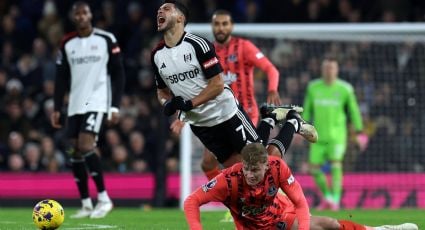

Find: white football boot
[70,206,93,219]
[90,200,113,219]
[376,223,418,230]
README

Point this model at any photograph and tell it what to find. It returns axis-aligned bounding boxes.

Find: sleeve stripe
[93,28,117,43]
[186,34,210,53]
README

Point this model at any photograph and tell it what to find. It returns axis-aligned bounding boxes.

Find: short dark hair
[72,1,90,10]
[164,0,189,25]
[212,9,233,23]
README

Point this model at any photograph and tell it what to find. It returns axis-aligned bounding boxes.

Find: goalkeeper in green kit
[303,57,368,211]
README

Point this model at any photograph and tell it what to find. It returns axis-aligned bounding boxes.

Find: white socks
[82,197,93,209]
[98,191,111,203]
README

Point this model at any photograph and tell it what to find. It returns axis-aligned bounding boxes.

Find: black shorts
[66,112,105,139]
[190,109,260,164]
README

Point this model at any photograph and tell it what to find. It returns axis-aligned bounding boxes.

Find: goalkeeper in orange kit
[184,143,418,230]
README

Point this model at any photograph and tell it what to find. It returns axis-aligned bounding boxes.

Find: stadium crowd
[0,0,424,176]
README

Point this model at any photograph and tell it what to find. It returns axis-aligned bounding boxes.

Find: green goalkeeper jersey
[303,78,363,144]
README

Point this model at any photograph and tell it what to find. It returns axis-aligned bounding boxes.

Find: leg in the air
[267,121,297,157]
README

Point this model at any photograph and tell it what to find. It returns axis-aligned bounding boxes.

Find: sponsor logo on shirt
[160,62,166,69]
[165,68,200,84]
[203,57,219,69]
[287,174,295,185]
[202,178,217,192]
[241,204,267,216]
[70,55,102,65]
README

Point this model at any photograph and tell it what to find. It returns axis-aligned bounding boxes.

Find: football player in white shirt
[51,1,124,219]
[152,0,317,173]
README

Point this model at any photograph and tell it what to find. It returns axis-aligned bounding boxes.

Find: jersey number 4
[86,114,97,131]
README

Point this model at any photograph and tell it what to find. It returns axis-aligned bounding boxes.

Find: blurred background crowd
[0,0,425,176]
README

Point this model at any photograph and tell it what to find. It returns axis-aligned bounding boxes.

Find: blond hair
[241,143,268,166]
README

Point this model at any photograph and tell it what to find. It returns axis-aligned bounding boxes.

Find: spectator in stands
[40,136,65,172]
[23,142,43,172]
[0,69,7,101]
[0,98,32,143]
[128,131,152,173]
[7,153,25,172]
[108,144,131,173]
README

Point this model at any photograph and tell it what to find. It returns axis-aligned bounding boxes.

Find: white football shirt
[152,32,238,127]
[55,28,123,116]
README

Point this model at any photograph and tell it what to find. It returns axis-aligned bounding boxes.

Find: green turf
[0,208,423,229]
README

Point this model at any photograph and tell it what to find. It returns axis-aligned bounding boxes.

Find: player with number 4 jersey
[51,1,125,219]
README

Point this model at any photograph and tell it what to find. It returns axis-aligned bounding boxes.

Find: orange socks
[338,220,367,230]
[204,167,221,180]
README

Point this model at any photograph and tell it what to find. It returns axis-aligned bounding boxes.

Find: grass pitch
[0,208,423,229]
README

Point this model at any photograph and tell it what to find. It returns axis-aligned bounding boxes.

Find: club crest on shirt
[267,185,278,196]
[227,54,237,62]
[202,178,217,192]
[184,53,192,63]
[276,221,287,230]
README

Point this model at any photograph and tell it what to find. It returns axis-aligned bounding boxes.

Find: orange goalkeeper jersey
[184,156,310,230]
[214,37,279,125]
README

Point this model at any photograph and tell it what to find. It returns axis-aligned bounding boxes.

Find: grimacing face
[212,14,233,44]
[157,3,180,32]
[242,161,268,186]
[72,4,92,30]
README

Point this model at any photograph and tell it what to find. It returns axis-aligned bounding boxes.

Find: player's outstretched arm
[244,40,281,105]
[278,159,310,230]
[184,176,227,230]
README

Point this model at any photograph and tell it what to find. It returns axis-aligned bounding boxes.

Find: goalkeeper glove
[171,96,193,112]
